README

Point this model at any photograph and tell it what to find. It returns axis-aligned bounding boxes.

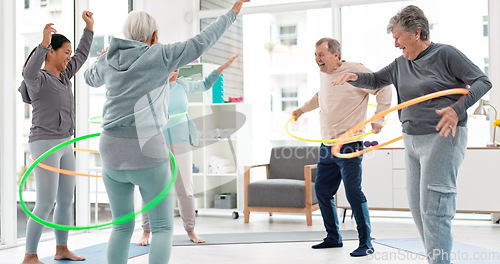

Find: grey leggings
[103,162,173,264]
[26,138,76,254]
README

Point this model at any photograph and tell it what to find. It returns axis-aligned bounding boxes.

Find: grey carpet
[173,230,358,246]
[39,231,358,263]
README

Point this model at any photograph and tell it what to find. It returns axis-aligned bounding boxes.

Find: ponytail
[22,47,37,70]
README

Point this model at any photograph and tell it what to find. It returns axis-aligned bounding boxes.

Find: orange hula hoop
[29,148,102,178]
[332,88,469,159]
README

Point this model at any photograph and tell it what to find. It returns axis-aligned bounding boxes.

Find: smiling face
[47,42,72,71]
[314,42,340,73]
[391,25,421,60]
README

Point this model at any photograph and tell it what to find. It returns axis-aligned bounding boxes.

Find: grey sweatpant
[26,138,76,254]
[403,127,467,264]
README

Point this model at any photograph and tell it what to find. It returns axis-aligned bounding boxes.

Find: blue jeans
[403,127,467,264]
[315,142,372,248]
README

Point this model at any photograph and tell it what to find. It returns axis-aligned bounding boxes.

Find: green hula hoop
[88,116,102,124]
[170,111,188,118]
[19,132,178,231]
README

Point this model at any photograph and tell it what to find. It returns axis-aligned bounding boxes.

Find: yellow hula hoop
[286,104,389,143]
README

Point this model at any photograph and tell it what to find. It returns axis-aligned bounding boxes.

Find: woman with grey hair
[332,5,491,264]
[84,1,248,263]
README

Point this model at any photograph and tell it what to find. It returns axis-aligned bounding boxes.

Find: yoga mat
[39,230,357,263]
[374,238,500,264]
[172,230,358,246]
[40,243,149,264]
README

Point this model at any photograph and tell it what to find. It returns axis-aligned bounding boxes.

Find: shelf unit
[187,103,251,218]
[177,62,251,218]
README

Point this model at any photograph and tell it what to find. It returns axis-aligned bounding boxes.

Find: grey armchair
[244,146,320,226]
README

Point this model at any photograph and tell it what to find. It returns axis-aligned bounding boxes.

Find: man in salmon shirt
[292,37,392,257]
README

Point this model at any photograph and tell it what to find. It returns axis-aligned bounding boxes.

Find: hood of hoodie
[107,38,150,71]
[18,81,31,104]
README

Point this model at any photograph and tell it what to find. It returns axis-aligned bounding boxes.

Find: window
[201,0,233,10]
[89,35,114,58]
[24,104,30,119]
[14,0,132,240]
[341,0,490,147]
[281,86,298,111]
[24,46,30,60]
[484,58,489,77]
[90,36,105,58]
[200,17,244,99]
[247,0,318,7]
[200,0,318,10]
[199,0,492,151]
[279,25,297,46]
[16,0,74,239]
[243,8,331,146]
[86,0,132,224]
[198,1,332,160]
[483,15,488,37]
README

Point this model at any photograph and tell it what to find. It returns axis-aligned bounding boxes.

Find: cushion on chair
[247,179,318,208]
[268,146,319,180]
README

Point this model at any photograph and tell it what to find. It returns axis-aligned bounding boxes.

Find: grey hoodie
[85,11,236,138]
[84,10,236,170]
[19,28,93,142]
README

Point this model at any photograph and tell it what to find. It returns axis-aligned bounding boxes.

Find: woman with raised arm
[137,56,238,246]
[19,11,94,264]
[84,1,248,263]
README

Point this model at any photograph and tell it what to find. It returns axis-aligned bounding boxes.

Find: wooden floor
[2,211,500,264]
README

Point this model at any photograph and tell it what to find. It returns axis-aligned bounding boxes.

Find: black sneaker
[350,245,375,257]
[311,238,343,249]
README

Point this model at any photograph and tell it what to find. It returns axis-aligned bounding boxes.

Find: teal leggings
[102,162,173,264]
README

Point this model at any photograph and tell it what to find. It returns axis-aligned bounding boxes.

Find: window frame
[196,0,499,146]
[279,25,298,46]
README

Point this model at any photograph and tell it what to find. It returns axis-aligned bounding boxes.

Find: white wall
[134,0,196,43]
